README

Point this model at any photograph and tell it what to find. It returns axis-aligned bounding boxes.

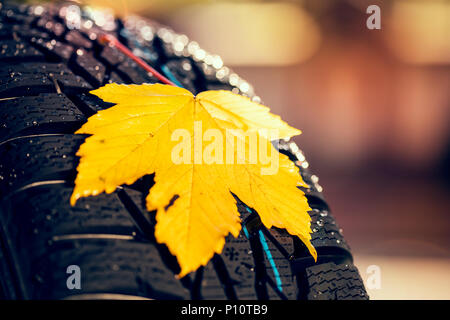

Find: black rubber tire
[0,1,368,300]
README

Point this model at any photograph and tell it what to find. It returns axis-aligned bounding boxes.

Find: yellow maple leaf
[71,83,317,277]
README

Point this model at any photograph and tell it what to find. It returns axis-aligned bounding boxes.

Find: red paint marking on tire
[99,34,176,86]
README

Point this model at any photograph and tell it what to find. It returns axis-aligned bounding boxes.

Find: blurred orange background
[82,0,450,299]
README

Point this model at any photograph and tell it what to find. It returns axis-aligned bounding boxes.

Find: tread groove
[116,188,193,292]
[248,231,269,300]
[211,255,238,300]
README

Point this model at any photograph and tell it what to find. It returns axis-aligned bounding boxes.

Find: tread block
[0,7,37,25]
[33,38,74,61]
[201,232,257,300]
[99,46,157,84]
[0,185,137,260]
[0,62,91,97]
[201,264,228,300]
[0,22,51,41]
[222,233,258,299]
[0,28,13,40]
[108,71,126,84]
[65,30,92,49]
[50,42,74,61]
[0,39,44,61]
[116,59,155,84]
[36,16,66,37]
[18,26,52,41]
[0,134,84,197]
[28,239,189,299]
[74,50,106,85]
[0,3,29,15]
[0,93,85,143]
[305,262,368,300]
[309,208,351,253]
[100,45,126,66]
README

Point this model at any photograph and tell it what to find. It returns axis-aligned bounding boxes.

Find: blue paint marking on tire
[258,230,283,292]
[160,65,184,88]
[120,29,184,88]
[243,206,283,292]
[242,225,250,239]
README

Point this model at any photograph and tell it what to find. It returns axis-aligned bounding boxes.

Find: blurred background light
[167,2,321,66]
[386,0,450,65]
